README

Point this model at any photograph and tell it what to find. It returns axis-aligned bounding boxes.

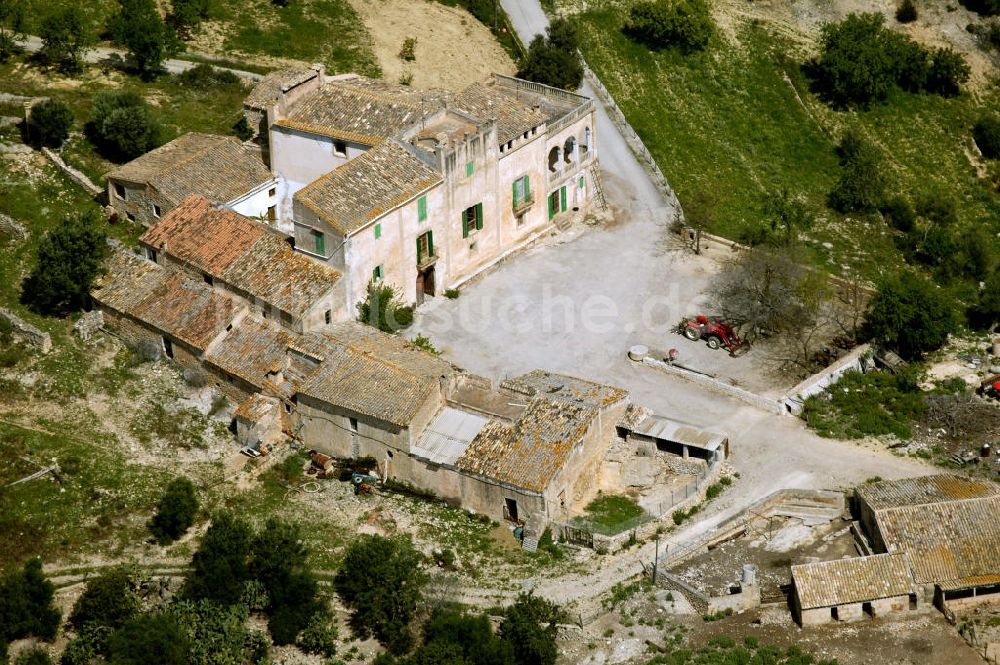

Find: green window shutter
[560,186,567,212]
[418,196,427,222]
[416,236,422,263]
[466,161,474,177]
[579,176,584,188]
[313,230,325,256]
[548,193,554,220]
[475,202,483,230]
[427,230,433,257]
[462,208,469,238]
[512,181,517,208]
[374,223,381,239]
[524,175,530,200]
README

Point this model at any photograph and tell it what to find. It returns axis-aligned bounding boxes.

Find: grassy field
[574,8,1000,283]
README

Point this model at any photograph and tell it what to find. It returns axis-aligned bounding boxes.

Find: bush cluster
[812,12,969,106]
[149,476,199,545]
[828,128,887,213]
[864,270,956,359]
[0,559,61,647]
[625,0,714,53]
[960,0,1000,15]
[896,0,918,23]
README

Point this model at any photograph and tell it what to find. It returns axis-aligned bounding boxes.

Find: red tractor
[678,315,748,356]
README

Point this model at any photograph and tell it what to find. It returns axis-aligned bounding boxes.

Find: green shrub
[959,0,1000,16]
[176,63,240,88]
[882,196,916,232]
[60,625,113,665]
[167,600,249,665]
[829,128,887,213]
[625,0,714,53]
[150,477,199,545]
[70,567,140,631]
[232,115,253,141]
[410,334,439,355]
[169,0,210,38]
[896,0,918,22]
[89,91,163,162]
[108,0,177,78]
[444,288,460,299]
[109,614,189,665]
[184,511,253,605]
[38,5,93,73]
[356,281,412,332]
[926,47,970,96]
[398,37,417,61]
[804,369,927,439]
[974,115,1000,159]
[30,99,73,148]
[705,482,723,500]
[298,611,338,657]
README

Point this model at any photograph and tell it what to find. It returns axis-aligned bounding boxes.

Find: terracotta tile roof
[500,370,628,409]
[873,495,1000,586]
[141,195,263,274]
[792,553,915,609]
[455,396,598,493]
[297,332,442,428]
[106,133,273,206]
[92,248,241,351]
[325,322,454,381]
[452,79,551,144]
[276,76,444,144]
[204,315,296,388]
[244,68,319,109]
[294,140,442,235]
[857,475,1000,511]
[90,246,168,313]
[142,195,341,316]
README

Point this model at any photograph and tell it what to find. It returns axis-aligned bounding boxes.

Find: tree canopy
[89,91,163,162]
[70,566,140,631]
[0,559,61,644]
[149,477,199,545]
[183,511,252,605]
[828,127,887,213]
[864,270,957,359]
[20,209,108,316]
[625,0,714,53]
[334,534,428,654]
[516,18,584,91]
[29,99,73,148]
[108,614,190,665]
[38,5,93,74]
[108,0,177,79]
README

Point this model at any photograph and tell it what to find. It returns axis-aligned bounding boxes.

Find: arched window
[548,146,561,172]
[564,136,576,164]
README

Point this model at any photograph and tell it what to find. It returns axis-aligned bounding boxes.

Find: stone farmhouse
[90,244,649,539]
[107,69,598,315]
[791,474,1000,625]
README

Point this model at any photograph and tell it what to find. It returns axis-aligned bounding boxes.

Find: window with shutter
[462,208,469,238]
[466,161,474,177]
[312,229,325,256]
[374,223,381,239]
[475,203,483,230]
[418,195,427,222]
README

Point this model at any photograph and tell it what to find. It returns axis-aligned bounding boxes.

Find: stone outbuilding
[792,552,918,625]
[105,133,276,227]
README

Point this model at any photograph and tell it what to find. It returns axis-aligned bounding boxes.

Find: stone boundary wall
[783,343,872,415]
[579,56,681,213]
[41,147,103,197]
[637,354,785,415]
[0,308,52,353]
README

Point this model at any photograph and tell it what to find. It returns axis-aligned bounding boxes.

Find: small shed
[234,393,283,451]
[618,413,729,461]
[791,552,917,626]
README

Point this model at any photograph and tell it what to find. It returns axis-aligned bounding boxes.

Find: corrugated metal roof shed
[629,415,727,453]
[412,407,488,465]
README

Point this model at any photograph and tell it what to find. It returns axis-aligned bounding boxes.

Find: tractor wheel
[683,326,700,341]
[706,336,721,350]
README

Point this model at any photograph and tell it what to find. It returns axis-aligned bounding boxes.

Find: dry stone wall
[0,308,52,353]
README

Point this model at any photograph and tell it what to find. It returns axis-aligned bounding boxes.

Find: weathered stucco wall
[270,126,368,220]
[107,180,172,227]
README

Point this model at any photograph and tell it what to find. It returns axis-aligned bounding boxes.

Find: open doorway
[161,336,173,359]
[416,265,435,305]
[504,498,519,522]
[862,601,874,619]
